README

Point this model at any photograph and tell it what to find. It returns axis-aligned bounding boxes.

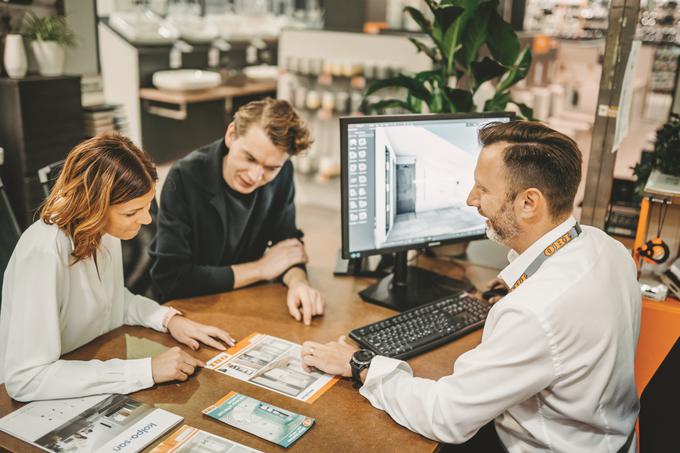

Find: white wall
[98,23,141,145]
[382,126,475,211]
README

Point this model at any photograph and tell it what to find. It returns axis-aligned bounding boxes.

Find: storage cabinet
[0,76,84,228]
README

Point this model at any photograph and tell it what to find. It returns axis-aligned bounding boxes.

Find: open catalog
[0,394,182,452]
[206,333,339,403]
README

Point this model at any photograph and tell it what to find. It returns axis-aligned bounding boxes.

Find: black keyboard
[349,293,490,360]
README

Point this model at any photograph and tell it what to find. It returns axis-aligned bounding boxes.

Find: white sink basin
[152,70,222,91]
[243,65,278,80]
[109,11,179,45]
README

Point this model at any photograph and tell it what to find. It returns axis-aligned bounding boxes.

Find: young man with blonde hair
[151,98,324,324]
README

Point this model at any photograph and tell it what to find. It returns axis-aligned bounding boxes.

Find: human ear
[517,188,544,220]
[225,122,236,148]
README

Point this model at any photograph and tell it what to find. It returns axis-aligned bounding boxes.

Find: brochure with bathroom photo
[203,392,315,448]
[149,424,262,453]
[205,333,339,403]
[0,394,182,453]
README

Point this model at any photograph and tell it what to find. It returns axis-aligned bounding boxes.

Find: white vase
[31,40,65,76]
[3,34,27,79]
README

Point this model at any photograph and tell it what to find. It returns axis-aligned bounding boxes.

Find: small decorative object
[21,12,76,77]
[3,34,27,79]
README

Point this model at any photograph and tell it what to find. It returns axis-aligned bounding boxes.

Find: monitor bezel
[340,111,516,259]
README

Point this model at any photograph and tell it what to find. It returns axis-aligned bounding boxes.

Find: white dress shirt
[0,221,171,402]
[360,216,641,453]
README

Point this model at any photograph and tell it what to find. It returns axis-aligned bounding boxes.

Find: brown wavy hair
[234,97,312,155]
[40,132,158,264]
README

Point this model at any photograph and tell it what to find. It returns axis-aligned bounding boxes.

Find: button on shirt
[359,217,641,452]
[0,221,170,402]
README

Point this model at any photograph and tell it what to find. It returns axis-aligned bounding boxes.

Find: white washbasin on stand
[152,70,222,91]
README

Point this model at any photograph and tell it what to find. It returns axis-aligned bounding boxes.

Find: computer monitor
[340,112,515,311]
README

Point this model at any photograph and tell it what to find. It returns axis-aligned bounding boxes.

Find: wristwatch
[350,349,375,388]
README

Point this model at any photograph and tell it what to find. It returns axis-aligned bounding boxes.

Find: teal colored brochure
[203,392,315,448]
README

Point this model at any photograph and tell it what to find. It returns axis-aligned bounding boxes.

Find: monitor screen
[341,112,514,258]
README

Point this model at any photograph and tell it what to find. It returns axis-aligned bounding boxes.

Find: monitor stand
[359,251,474,312]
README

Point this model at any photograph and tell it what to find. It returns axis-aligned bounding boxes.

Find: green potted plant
[633,114,680,198]
[363,0,534,259]
[363,0,534,119]
[21,12,76,77]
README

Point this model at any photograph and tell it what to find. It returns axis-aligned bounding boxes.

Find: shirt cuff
[147,304,171,332]
[359,356,411,396]
[124,358,155,391]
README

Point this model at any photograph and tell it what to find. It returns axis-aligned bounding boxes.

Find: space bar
[409,331,447,349]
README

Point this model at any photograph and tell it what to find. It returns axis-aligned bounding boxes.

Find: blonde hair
[40,132,157,264]
[233,97,312,155]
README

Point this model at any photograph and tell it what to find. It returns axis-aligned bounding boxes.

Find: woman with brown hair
[0,133,235,402]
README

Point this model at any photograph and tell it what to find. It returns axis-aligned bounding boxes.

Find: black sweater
[150,139,303,302]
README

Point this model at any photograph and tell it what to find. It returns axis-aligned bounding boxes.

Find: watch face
[353,349,375,364]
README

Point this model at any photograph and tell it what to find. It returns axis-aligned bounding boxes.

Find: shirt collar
[499,215,578,288]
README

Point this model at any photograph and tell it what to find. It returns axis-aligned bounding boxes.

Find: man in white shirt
[301,121,641,453]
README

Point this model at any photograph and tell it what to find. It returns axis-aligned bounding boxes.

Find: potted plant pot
[3,34,27,79]
[21,12,75,77]
[31,40,65,76]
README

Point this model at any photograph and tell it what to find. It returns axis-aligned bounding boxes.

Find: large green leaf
[409,37,440,63]
[484,91,511,112]
[456,1,495,69]
[406,92,424,113]
[423,0,440,15]
[439,1,477,74]
[509,101,536,120]
[486,9,520,66]
[434,5,465,34]
[404,7,436,43]
[471,57,506,88]
[446,87,474,112]
[496,47,532,93]
[364,75,432,104]
[428,88,446,113]
[415,69,445,85]
[366,99,419,114]
[443,0,481,25]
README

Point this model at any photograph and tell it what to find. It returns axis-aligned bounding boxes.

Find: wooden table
[0,206,500,452]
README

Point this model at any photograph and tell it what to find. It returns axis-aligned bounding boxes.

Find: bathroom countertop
[139,78,277,104]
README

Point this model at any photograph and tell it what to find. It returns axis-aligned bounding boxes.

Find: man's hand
[151,346,205,383]
[481,276,509,304]
[258,239,308,281]
[286,280,324,325]
[301,336,357,377]
[167,316,236,351]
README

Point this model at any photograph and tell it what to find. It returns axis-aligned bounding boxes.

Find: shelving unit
[0,76,84,229]
[276,29,431,179]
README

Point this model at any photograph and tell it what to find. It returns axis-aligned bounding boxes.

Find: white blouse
[0,220,170,401]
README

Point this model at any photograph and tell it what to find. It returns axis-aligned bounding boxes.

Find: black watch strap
[350,350,375,388]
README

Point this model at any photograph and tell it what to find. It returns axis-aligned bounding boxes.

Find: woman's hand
[151,346,204,383]
[167,316,236,351]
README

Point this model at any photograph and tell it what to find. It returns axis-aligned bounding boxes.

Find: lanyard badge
[512,223,582,290]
